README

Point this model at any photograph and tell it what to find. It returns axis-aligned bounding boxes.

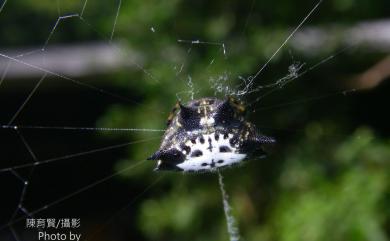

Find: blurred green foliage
[1,0,389,240]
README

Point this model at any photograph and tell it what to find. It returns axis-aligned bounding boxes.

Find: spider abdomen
[175,132,246,172]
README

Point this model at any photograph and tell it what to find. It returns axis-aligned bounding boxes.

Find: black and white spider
[148,97,275,173]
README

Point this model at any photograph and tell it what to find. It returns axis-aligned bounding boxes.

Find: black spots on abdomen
[207,137,213,151]
[219,146,232,153]
[229,136,238,147]
[180,144,191,154]
[191,150,203,157]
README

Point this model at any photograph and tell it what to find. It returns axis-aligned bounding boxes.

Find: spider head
[176,96,246,130]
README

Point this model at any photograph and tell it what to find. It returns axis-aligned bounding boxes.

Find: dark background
[0,0,389,240]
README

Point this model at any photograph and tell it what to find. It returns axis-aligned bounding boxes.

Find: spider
[148,97,275,172]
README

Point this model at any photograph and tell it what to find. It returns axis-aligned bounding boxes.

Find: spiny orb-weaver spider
[148,97,275,173]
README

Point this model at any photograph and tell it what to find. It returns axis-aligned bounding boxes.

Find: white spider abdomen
[176,133,246,172]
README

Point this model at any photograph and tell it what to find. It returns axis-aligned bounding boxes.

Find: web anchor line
[178,39,227,58]
[84,175,165,241]
[0,124,166,132]
[242,0,323,93]
[109,0,122,42]
[254,88,357,112]
[247,43,357,108]
[1,159,148,231]
[7,130,40,241]
[0,8,162,111]
[218,172,240,241]
[8,74,47,126]
[43,14,80,50]
[0,0,7,13]
[0,137,160,173]
[0,52,144,105]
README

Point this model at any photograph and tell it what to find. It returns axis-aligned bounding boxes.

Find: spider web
[0,0,377,240]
